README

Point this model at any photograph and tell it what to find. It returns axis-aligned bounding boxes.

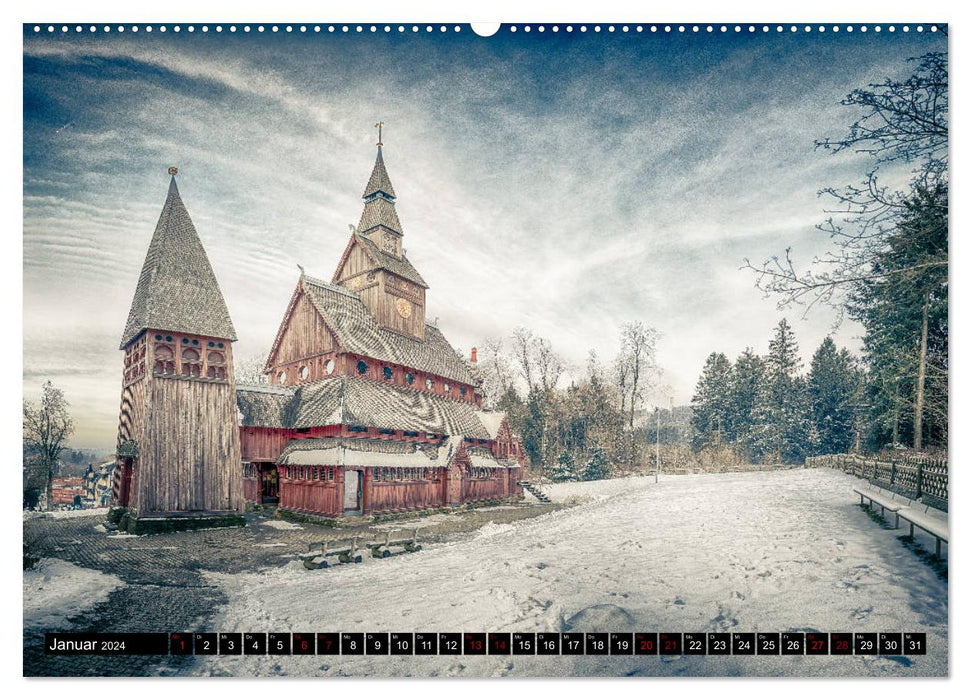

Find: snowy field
[198,468,947,677]
[23,558,124,630]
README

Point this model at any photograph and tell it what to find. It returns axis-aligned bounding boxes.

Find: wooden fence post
[917,461,924,499]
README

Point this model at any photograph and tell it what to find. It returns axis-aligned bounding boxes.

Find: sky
[22,23,946,450]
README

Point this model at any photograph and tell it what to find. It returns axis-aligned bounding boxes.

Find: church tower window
[207,350,227,379]
[357,360,368,375]
[299,365,309,381]
[406,372,414,385]
[382,366,393,380]
[181,347,201,377]
[154,343,175,375]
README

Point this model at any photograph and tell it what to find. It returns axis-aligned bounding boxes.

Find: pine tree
[583,445,610,481]
[547,452,581,482]
[728,348,766,456]
[753,320,812,463]
[690,352,733,450]
[807,337,859,455]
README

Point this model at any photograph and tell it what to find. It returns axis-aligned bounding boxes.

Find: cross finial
[374,122,384,146]
[167,166,179,176]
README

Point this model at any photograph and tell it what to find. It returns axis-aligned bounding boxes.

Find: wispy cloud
[23,28,944,447]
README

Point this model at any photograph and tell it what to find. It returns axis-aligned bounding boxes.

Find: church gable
[265,283,339,374]
[332,235,379,292]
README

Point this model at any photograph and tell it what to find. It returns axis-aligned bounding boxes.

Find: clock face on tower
[395,297,412,318]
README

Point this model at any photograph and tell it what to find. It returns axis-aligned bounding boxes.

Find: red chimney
[471,347,478,364]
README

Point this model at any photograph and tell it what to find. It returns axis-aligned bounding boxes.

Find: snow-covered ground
[23,558,125,630]
[197,469,946,677]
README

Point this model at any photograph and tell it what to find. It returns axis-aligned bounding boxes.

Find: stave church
[110,132,525,533]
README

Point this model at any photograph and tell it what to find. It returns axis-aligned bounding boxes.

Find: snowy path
[199,469,947,677]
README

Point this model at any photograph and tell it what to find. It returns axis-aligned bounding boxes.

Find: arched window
[207,351,227,380]
[154,344,175,375]
[460,386,466,397]
[406,372,415,385]
[278,370,287,385]
[182,348,201,377]
[357,360,368,375]
[300,365,309,381]
[425,378,434,390]
[325,359,335,375]
[443,383,450,394]
[382,366,393,380]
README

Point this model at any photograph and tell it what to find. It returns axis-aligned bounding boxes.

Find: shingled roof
[301,275,471,384]
[363,146,396,199]
[279,437,453,468]
[353,234,427,288]
[120,177,236,349]
[237,375,495,438]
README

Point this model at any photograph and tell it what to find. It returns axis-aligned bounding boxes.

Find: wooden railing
[806,453,948,512]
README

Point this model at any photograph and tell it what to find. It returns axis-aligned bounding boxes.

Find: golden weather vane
[168,166,179,176]
[374,122,384,146]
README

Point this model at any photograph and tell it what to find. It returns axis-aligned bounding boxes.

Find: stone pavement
[23,502,558,676]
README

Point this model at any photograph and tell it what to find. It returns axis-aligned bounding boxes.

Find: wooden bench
[896,507,949,559]
[299,537,363,569]
[366,529,422,559]
[853,486,904,527]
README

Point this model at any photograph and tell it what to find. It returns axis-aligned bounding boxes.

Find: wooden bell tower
[112,169,243,533]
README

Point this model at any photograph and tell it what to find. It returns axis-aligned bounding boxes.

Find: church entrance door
[260,465,279,504]
[344,469,363,515]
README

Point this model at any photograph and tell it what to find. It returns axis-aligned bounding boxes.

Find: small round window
[300,366,309,380]
[325,359,335,375]
[406,372,414,385]
[425,378,434,390]
[357,360,368,375]
[278,370,287,384]
[382,366,392,380]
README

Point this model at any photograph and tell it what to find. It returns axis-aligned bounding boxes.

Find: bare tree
[533,337,565,392]
[743,52,947,315]
[477,337,515,407]
[235,351,269,385]
[511,327,535,391]
[620,321,659,430]
[23,381,75,510]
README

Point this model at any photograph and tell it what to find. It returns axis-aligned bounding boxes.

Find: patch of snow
[23,558,124,629]
[254,543,287,548]
[48,507,110,520]
[261,520,303,530]
[196,469,947,677]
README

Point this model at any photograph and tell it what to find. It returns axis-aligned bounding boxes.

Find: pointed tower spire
[358,127,404,252]
[120,169,237,348]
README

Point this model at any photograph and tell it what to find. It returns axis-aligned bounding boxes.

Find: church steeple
[358,128,404,255]
[120,169,236,349]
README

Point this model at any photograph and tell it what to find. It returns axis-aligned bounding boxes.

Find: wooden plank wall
[462,475,510,503]
[267,291,336,380]
[366,468,447,513]
[279,474,342,516]
[139,378,243,513]
[240,427,292,462]
[243,477,260,503]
